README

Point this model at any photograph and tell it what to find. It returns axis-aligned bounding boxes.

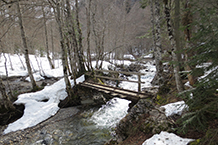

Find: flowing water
[30,98,130,145]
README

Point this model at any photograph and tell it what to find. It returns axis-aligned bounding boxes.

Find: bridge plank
[79,82,153,100]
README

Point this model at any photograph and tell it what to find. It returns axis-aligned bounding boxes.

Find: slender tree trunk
[16,0,38,91]
[66,39,73,75]
[182,0,196,86]
[65,0,79,76]
[7,53,13,70]
[66,0,76,76]
[35,55,45,76]
[3,53,13,98]
[17,53,26,70]
[174,0,182,68]
[0,78,15,111]
[163,0,184,92]
[99,23,106,69]
[150,0,156,60]
[55,0,74,99]
[50,23,55,67]
[91,3,105,69]
[151,0,164,86]
[42,5,54,69]
[86,0,93,71]
[75,0,86,74]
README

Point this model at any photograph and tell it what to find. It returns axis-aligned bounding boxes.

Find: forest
[0,0,218,144]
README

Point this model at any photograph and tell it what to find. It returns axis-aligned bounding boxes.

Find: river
[0,98,130,145]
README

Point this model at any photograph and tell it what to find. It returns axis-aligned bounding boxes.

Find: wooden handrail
[94,75,145,84]
[95,69,146,75]
[87,69,145,92]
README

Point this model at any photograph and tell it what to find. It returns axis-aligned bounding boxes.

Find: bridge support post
[138,74,141,92]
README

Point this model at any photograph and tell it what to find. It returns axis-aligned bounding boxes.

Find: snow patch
[4,75,85,134]
[25,72,45,82]
[142,131,194,145]
[161,101,188,117]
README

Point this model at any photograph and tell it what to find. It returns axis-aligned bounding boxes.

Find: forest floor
[117,78,206,145]
[0,76,209,145]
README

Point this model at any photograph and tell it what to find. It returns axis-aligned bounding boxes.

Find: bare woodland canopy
[0,0,151,59]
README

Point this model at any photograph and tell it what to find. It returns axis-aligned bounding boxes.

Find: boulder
[115,99,173,143]
[93,92,107,105]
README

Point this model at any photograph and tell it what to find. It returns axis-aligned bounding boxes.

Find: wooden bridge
[79,69,154,102]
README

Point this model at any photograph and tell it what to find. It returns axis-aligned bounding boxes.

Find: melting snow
[1,53,194,144]
[142,131,194,145]
[4,75,85,134]
[161,101,188,117]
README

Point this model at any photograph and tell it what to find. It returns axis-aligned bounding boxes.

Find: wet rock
[93,93,107,105]
[52,130,63,141]
[141,109,172,134]
[41,81,47,87]
[127,99,154,121]
[117,63,147,73]
[0,107,79,144]
[40,129,47,135]
[115,99,173,143]
[42,134,53,145]
[104,138,119,145]
[115,99,153,142]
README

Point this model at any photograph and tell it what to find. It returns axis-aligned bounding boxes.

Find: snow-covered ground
[4,75,85,134]
[161,101,188,117]
[1,53,194,144]
[142,131,194,145]
[119,61,156,91]
[0,53,63,78]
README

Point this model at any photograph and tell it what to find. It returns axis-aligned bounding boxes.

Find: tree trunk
[0,78,15,111]
[174,0,182,68]
[150,0,156,54]
[7,53,13,70]
[151,0,164,86]
[55,0,74,100]
[66,0,76,76]
[17,53,26,70]
[182,0,197,86]
[163,0,184,92]
[75,0,86,74]
[16,0,38,91]
[50,23,55,67]
[86,0,93,71]
[3,53,13,98]
[91,2,105,69]
[42,5,54,69]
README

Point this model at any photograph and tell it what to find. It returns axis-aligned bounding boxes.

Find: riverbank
[0,107,79,144]
[0,76,130,144]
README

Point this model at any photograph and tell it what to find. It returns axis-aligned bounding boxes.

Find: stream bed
[0,98,130,145]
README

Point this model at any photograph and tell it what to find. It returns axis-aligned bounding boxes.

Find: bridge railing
[90,69,146,92]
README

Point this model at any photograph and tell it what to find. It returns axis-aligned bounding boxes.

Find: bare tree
[65,0,76,81]
[49,0,81,104]
[16,0,38,91]
[42,4,55,69]
[85,0,93,71]
[75,0,86,74]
